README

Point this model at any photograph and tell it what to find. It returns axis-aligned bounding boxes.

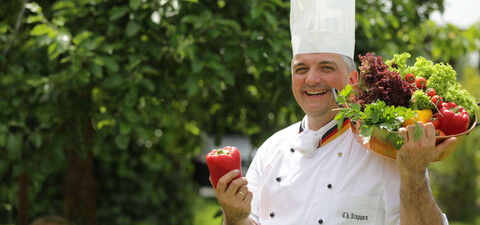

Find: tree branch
[3,0,30,58]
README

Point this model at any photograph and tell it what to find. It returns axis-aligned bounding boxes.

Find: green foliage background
[0,0,479,224]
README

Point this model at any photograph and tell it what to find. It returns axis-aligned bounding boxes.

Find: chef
[211,0,453,224]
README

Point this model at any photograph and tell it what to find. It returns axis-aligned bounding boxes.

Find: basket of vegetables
[334,52,479,161]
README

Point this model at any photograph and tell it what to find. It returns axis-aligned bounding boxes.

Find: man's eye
[323,66,334,70]
[295,67,307,73]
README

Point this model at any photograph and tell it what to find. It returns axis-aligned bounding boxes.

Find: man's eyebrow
[318,60,339,67]
[292,61,339,68]
[292,62,307,68]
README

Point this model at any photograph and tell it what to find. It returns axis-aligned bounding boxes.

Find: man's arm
[210,170,255,225]
[399,170,444,225]
[396,122,455,225]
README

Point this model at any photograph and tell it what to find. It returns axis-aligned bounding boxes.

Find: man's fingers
[216,169,241,192]
[209,175,221,192]
[435,137,457,155]
[399,124,417,143]
[402,122,436,143]
[245,191,253,203]
[226,177,248,196]
[406,123,417,141]
[399,127,408,141]
[424,123,436,138]
[236,185,249,200]
[242,191,254,208]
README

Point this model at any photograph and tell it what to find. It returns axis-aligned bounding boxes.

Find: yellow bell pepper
[402,109,433,127]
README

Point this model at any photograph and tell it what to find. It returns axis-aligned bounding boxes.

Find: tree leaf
[141,79,155,93]
[73,31,93,45]
[183,75,200,96]
[123,108,138,123]
[191,58,204,73]
[125,21,141,37]
[6,134,22,160]
[77,69,91,86]
[89,63,103,78]
[134,127,148,140]
[218,69,235,86]
[25,2,42,13]
[115,134,130,150]
[129,0,142,10]
[119,122,132,135]
[109,6,130,21]
[124,87,138,107]
[30,24,50,36]
[103,75,124,89]
[26,15,43,24]
[29,132,43,149]
[102,56,120,73]
[52,1,75,11]
[264,12,278,31]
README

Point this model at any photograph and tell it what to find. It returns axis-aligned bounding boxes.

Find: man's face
[291,53,358,121]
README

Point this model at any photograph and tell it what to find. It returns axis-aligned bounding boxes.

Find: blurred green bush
[0,0,479,224]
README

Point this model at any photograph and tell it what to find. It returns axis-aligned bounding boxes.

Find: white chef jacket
[245,117,448,225]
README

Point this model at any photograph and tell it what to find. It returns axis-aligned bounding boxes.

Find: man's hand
[210,169,253,225]
[396,122,456,177]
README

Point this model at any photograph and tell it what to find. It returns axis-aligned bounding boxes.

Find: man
[211,0,454,224]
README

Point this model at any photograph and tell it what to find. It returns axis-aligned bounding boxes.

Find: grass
[451,216,480,225]
[193,196,223,225]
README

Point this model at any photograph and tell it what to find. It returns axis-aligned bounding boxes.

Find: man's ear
[349,70,359,85]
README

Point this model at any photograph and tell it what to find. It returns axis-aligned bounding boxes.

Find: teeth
[307,90,327,95]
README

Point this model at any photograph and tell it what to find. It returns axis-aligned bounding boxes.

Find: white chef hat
[290,0,355,59]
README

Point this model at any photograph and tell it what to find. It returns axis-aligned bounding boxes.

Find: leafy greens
[334,84,418,149]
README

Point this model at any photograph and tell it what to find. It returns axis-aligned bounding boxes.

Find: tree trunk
[63,117,97,225]
[18,172,28,225]
[63,148,97,225]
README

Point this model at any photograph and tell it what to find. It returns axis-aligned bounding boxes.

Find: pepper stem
[451,106,462,114]
[215,149,230,155]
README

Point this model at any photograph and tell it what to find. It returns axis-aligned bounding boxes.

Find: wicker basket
[350,115,478,161]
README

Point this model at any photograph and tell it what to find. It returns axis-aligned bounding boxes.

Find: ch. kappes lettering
[342,212,369,221]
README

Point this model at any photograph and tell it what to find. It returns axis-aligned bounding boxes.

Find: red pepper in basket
[206,146,242,189]
[437,102,469,135]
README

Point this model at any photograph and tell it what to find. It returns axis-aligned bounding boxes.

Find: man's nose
[305,70,323,86]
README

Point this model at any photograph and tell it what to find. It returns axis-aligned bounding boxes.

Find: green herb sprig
[333,84,421,150]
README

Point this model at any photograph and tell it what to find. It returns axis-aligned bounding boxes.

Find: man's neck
[307,115,336,131]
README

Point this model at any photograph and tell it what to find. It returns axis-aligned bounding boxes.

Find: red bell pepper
[437,102,469,135]
[206,146,242,189]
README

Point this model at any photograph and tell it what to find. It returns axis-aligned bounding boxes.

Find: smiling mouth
[305,90,328,96]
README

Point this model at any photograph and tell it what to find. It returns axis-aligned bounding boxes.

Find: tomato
[416,77,427,89]
[431,95,443,108]
[434,129,446,145]
[426,88,436,98]
[435,129,445,137]
[431,117,440,129]
[405,73,416,83]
